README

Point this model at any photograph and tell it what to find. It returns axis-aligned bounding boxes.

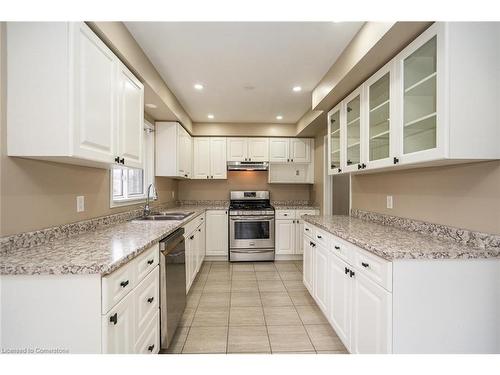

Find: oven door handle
[230,249,274,253]
[230,216,275,221]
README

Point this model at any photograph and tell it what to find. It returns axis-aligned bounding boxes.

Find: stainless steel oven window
[234,220,270,240]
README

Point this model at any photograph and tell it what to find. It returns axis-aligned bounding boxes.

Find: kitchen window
[110,121,155,207]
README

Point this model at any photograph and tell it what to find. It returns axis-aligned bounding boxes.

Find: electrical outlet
[77,196,85,212]
[386,195,393,209]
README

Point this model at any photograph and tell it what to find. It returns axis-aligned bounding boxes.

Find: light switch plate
[77,196,85,212]
[386,195,393,209]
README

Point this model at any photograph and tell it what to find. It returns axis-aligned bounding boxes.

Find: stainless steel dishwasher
[159,228,186,350]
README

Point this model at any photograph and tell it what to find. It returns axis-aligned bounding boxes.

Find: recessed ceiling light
[194,83,204,90]
[207,114,215,119]
[145,103,157,109]
[276,115,283,120]
[292,86,302,92]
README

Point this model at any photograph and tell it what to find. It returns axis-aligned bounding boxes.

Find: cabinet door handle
[393,157,399,164]
[347,160,353,165]
[190,235,195,240]
[361,262,369,268]
[345,267,349,275]
[120,158,125,165]
[338,168,342,173]
[305,228,309,231]
[148,344,155,352]
[147,259,154,265]
[317,235,322,239]
[114,156,120,164]
[147,297,154,303]
[358,163,362,170]
[362,163,367,169]
[349,270,355,278]
[120,280,129,288]
[287,158,290,162]
[109,313,118,325]
[334,245,340,250]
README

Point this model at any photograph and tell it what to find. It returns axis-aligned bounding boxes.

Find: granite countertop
[303,215,500,260]
[273,204,320,210]
[0,206,220,276]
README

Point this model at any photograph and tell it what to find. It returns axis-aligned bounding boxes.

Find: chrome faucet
[144,183,157,216]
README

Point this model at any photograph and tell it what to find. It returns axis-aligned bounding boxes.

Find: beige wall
[0,24,178,236]
[310,128,326,211]
[192,122,297,137]
[351,161,500,234]
[178,171,311,202]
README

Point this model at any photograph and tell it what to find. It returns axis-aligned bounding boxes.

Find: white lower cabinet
[275,209,319,257]
[328,252,351,346]
[351,271,392,354]
[303,238,314,293]
[205,210,228,257]
[184,214,207,293]
[304,224,392,354]
[102,289,135,354]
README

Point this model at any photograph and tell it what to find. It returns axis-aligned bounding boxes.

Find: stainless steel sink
[134,212,194,221]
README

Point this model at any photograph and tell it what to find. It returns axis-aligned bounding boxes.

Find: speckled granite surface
[0,205,221,276]
[303,215,500,260]
[178,200,229,208]
[272,201,320,210]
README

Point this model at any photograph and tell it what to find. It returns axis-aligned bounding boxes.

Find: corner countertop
[272,204,320,210]
[302,215,500,260]
[0,205,224,276]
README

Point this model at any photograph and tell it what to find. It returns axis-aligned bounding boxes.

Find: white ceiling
[125,22,363,124]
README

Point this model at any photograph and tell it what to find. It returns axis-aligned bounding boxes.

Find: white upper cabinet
[247,138,269,161]
[269,138,290,162]
[7,22,144,169]
[193,138,211,179]
[116,62,144,169]
[156,122,192,179]
[227,138,248,161]
[193,137,227,179]
[210,138,228,179]
[327,22,500,175]
[342,87,364,173]
[363,61,396,170]
[227,138,269,162]
[270,138,311,163]
[327,103,343,174]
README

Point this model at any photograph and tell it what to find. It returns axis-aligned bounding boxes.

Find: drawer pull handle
[344,267,349,275]
[147,259,154,265]
[305,228,309,231]
[148,344,155,352]
[147,297,154,303]
[334,245,340,250]
[109,313,118,325]
[120,280,129,288]
[361,262,369,268]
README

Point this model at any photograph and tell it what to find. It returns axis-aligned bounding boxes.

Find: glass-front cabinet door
[327,103,342,175]
[342,87,364,172]
[364,62,395,169]
[397,25,444,164]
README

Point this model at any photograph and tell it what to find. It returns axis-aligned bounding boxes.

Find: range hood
[227,161,269,171]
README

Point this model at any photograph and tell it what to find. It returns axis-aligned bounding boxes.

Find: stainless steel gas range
[229,191,275,262]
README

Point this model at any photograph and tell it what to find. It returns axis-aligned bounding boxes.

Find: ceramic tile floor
[164,261,349,354]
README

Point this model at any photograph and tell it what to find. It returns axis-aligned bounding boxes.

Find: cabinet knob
[345,267,349,275]
[349,270,355,278]
[334,245,340,250]
[305,228,309,231]
[393,157,399,164]
[114,156,120,164]
[120,280,129,288]
[198,228,201,232]
[287,158,290,162]
[109,313,118,325]
[148,344,155,352]
[291,159,294,162]
[347,160,353,165]
[362,163,367,169]
[147,259,154,265]
[358,164,362,170]
[249,158,251,161]
[338,168,342,173]
[120,158,125,165]
[206,176,209,179]
[317,235,322,239]
[190,235,195,240]
[147,297,154,303]
[361,262,369,268]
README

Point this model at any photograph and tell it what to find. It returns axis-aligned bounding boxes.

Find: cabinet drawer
[102,262,136,314]
[353,247,392,291]
[313,227,330,248]
[183,212,205,236]
[330,236,353,264]
[134,244,159,283]
[135,310,160,354]
[276,210,296,219]
[134,266,159,337]
[303,222,316,239]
